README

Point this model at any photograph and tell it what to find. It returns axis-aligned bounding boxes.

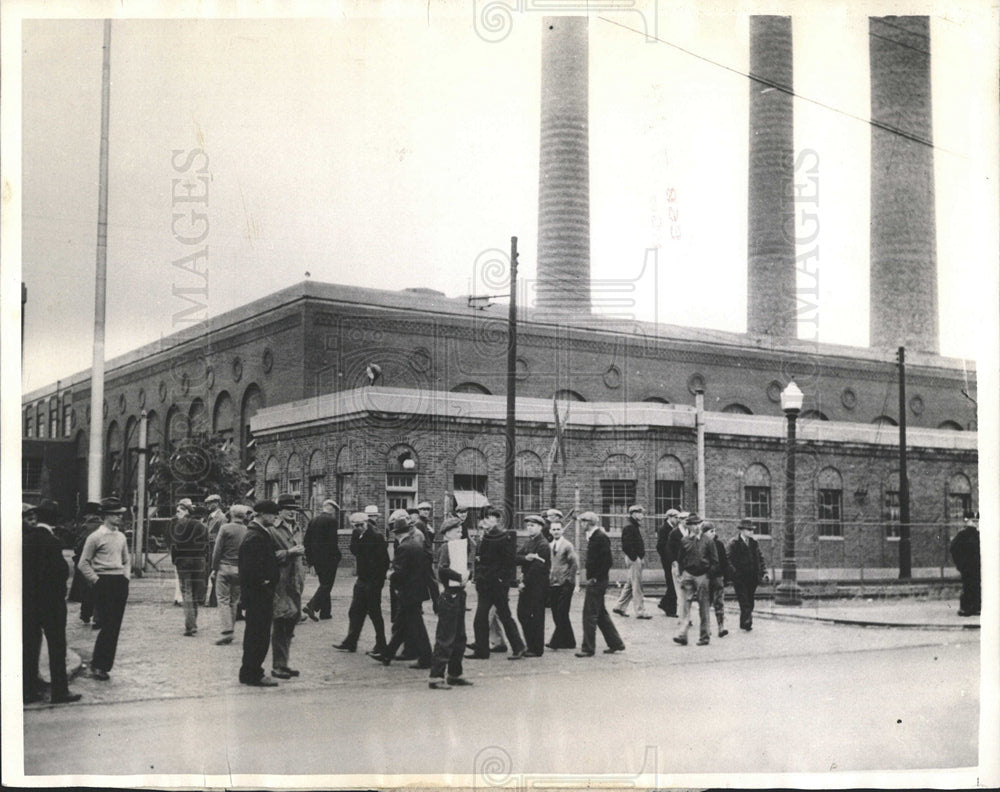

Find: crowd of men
[28,492,978,702]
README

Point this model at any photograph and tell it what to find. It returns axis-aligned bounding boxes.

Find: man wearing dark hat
[515,515,552,657]
[334,509,390,655]
[950,512,981,617]
[373,510,433,668]
[469,507,526,660]
[575,511,625,657]
[78,497,131,680]
[656,509,681,616]
[703,522,730,638]
[428,515,475,688]
[171,502,210,636]
[726,518,768,631]
[673,513,717,646]
[238,500,281,686]
[303,499,343,621]
[23,500,82,704]
[268,494,306,678]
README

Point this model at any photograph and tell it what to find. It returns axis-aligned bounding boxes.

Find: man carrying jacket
[673,513,717,646]
[238,500,281,687]
[576,512,626,658]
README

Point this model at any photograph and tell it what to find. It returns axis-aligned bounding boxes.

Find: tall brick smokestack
[869,16,938,353]
[536,16,590,313]
[747,16,796,339]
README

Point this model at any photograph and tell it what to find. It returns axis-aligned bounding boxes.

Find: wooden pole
[503,237,518,528]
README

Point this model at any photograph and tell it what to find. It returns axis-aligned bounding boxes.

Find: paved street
[20,575,983,780]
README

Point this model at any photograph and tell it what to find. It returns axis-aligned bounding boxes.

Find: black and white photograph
[3,0,998,788]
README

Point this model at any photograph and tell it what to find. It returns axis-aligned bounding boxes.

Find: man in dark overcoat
[334,509,390,655]
[950,512,981,616]
[726,518,767,631]
[238,500,281,687]
[303,499,343,621]
[376,510,433,667]
[515,515,552,656]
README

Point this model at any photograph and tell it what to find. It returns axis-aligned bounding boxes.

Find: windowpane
[947,493,971,523]
[514,476,542,516]
[818,488,843,537]
[386,473,416,489]
[885,490,901,538]
[454,474,487,494]
[744,486,771,535]
[600,479,636,531]
[654,480,684,514]
[22,458,42,490]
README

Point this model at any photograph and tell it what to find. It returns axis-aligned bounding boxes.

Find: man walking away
[614,505,651,619]
[950,512,981,616]
[429,516,474,689]
[238,500,281,686]
[23,500,82,704]
[78,497,131,681]
[211,504,250,644]
[575,512,625,658]
[375,510,433,668]
[303,499,343,621]
[726,519,768,631]
[171,502,209,636]
[673,513,717,646]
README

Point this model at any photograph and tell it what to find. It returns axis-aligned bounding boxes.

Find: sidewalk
[25,572,980,711]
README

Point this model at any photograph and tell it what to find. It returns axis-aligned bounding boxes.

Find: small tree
[148,432,249,514]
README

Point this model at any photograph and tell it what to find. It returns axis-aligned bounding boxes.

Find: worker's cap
[577,511,600,524]
[364,505,380,516]
[684,513,702,526]
[229,504,252,520]
[100,497,127,514]
[665,508,680,518]
[205,494,222,505]
[628,504,645,514]
[252,500,280,516]
[524,515,546,527]
[701,521,715,533]
[545,508,563,520]
[440,515,464,533]
[416,501,433,510]
[322,499,340,510]
[349,512,367,525]
[79,501,103,518]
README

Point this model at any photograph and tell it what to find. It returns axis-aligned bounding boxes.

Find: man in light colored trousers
[211,505,250,645]
[613,505,651,619]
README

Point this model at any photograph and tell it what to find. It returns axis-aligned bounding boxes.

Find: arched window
[240,384,265,473]
[264,455,280,500]
[286,453,303,499]
[213,391,235,445]
[61,392,73,437]
[722,403,753,415]
[947,473,972,523]
[37,401,46,439]
[515,450,544,517]
[105,421,122,496]
[655,454,685,514]
[817,467,843,537]
[307,449,327,511]
[385,444,419,513]
[454,448,489,496]
[801,410,829,421]
[124,416,139,497]
[938,420,963,431]
[188,398,208,436]
[145,410,162,467]
[872,415,898,427]
[451,382,492,395]
[743,463,771,535]
[554,389,586,403]
[883,470,901,538]
[335,445,355,523]
[600,454,637,530]
[642,395,670,405]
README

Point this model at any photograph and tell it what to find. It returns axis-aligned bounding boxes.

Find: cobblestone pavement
[27,572,980,711]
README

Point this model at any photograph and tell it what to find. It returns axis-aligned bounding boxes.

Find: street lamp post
[776,380,803,605]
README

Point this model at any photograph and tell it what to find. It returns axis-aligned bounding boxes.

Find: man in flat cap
[204,495,226,607]
[665,510,691,620]
[575,512,625,657]
[656,509,681,616]
[516,515,552,657]
[726,519,768,631]
[211,504,250,644]
[613,504,652,619]
[673,513,717,646]
[268,494,306,679]
[374,510,432,668]
[547,518,578,650]
[335,509,390,655]
[23,500,82,704]
[303,499,343,621]
[413,501,440,614]
[428,515,475,689]
[171,500,210,636]
[78,497,131,681]
[469,507,526,660]
[239,500,281,686]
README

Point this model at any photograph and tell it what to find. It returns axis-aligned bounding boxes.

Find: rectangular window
[600,479,636,531]
[25,415,33,438]
[337,473,355,531]
[265,479,280,500]
[885,490,901,538]
[307,475,325,511]
[818,488,843,537]
[50,414,59,438]
[387,472,417,515]
[654,480,684,515]
[38,419,46,439]
[22,458,42,491]
[514,476,542,518]
[288,478,302,499]
[63,404,72,437]
[744,486,771,535]
[453,474,487,495]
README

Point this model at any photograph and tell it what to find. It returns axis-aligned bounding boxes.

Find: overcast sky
[11,0,999,393]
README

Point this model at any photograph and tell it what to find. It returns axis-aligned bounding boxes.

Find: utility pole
[503,237,519,528]
[897,346,911,579]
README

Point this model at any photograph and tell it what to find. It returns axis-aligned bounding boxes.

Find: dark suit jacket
[304,511,343,571]
[726,534,766,584]
[950,527,980,576]
[23,523,70,610]
[516,533,552,586]
[352,525,390,584]
[238,521,280,593]
[389,534,430,604]
[585,529,613,582]
[476,528,517,586]
[620,519,645,561]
